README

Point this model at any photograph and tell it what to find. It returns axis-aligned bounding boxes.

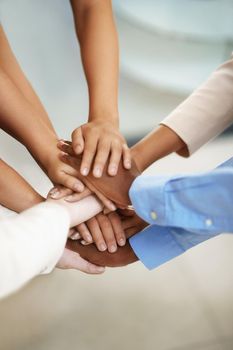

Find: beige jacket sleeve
[0,202,69,299]
[161,56,233,156]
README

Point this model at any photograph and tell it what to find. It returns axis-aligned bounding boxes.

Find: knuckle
[72,128,81,138]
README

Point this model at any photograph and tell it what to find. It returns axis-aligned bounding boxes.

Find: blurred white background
[0,1,233,349]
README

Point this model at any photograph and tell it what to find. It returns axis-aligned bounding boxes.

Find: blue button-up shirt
[129,157,233,270]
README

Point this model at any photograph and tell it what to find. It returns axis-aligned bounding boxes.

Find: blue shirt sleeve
[129,225,218,270]
[129,157,233,270]
[129,163,233,234]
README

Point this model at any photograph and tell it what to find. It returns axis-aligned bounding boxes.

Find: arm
[0,25,84,192]
[0,193,105,299]
[70,0,131,177]
[0,159,43,212]
[131,56,233,172]
[0,25,55,133]
[0,67,84,192]
[0,202,70,299]
[129,165,233,233]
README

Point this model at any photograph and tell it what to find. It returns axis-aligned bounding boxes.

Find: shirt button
[150,211,157,220]
[205,218,213,227]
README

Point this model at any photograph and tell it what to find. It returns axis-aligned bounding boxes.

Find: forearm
[0,68,58,172]
[131,125,187,172]
[0,159,43,213]
[0,25,55,133]
[70,0,119,123]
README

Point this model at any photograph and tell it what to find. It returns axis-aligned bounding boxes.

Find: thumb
[72,127,85,155]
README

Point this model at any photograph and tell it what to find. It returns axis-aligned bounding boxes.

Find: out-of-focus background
[0,0,233,349]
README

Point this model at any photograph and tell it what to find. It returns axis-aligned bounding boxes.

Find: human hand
[73,209,147,252]
[66,238,138,268]
[58,141,140,209]
[45,146,85,194]
[46,189,103,228]
[56,247,105,274]
[71,121,131,177]
[74,211,126,253]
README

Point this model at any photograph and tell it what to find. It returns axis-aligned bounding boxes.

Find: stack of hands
[46,127,148,272]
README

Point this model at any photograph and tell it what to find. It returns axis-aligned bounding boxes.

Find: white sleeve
[161,56,233,156]
[0,202,70,299]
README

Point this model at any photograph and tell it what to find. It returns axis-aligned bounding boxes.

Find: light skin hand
[75,209,146,252]
[74,211,126,253]
[56,247,105,273]
[66,238,138,268]
[72,120,131,178]
[48,185,124,252]
[47,194,105,274]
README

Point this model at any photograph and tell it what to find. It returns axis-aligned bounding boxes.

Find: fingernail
[86,234,93,243]
[93,167,102,178]
[74,183,84,192]
[109,203,117,211]
[99,243,107,251]
[109,245,117,253]
[118,238,126,246]
[75,145,82,154]
[81,167,89,176]
[70,232,81,240]
[49,190,60,199]
[49,188,57,195]
[64,195,75,202]
[124,161,131,169]
[109,165,117,176]
[81,240,90,246]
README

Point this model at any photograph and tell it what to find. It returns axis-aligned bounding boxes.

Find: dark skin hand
[66,239,138,268]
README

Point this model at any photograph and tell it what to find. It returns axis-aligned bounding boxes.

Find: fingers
[48,185,73,199]
[86,217,107,252]
[107,212,126,246]
[92,140,111,178]
[60,154,116,211]
[72,128,85,155]
[57,140,76,156]
[80,135,99,176]
[57,248,105,274]
[59,171,85,193]
[59,153,81,172]
[108,142,122,176]
[83,181,117,212]
[75,222,93,244]
[64,187,92,202]
[96,214,118,253]
[122,144,131,169]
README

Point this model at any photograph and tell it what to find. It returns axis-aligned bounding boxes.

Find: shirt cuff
[129,175,169,225]
[129,225,184,270]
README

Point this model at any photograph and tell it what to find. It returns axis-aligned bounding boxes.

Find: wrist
[16,192,44,213]
[88,109,119,127]
[130,125,187,172]
[29,133,59,174]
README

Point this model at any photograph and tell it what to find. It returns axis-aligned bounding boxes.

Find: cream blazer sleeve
[161,55,233,156]
[0,202,69,299]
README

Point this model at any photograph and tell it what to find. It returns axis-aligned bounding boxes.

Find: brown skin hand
[66,239,138,268]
